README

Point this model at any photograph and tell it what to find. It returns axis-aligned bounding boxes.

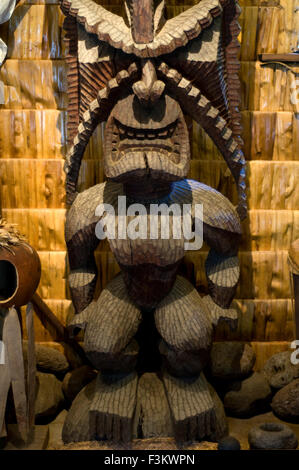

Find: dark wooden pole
[130,0,154,44]
[289,239,299,340]
[293,275,299,340]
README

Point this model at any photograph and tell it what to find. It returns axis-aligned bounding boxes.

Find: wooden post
[294,276,299,341]
[130,0,154,44]
[289,239,299,340]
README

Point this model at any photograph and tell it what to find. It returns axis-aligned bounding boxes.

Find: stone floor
[2,411,299,450]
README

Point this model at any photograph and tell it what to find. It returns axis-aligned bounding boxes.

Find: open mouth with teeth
[104,93,191,182]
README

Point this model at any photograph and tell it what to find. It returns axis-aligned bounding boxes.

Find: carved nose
[133,60,165,106]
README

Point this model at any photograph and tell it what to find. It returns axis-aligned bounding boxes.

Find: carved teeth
[159,129,168,138]
[114,119,179,142]
[107,118,187,170]
[136,131,145,139]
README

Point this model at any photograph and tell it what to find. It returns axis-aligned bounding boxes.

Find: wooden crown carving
[61,0,247,219]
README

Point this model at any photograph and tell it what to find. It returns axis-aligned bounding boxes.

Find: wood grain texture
[21,297,295,343]
[63,14,79,144]
[250,341,291,371]
[25,303,36,431]
[67,274,142,370]
[0,0,297,350]
[3,209,298,253]
[240,61,299,112]
[133,373,174,438]
[1,159,298,210]
[89,371,138,442]
[1,5,66,60]
[260,53,299,62]
[154,275,213,352]
[62,378,96,443]
[32,340,293,373]
[162,371,227,442]
[129,0,154,44]
[0,110,67,159]
[0,312,11,438]
[158,62,247,219]
[0,60,67,110]
[4,308,28,439]
[60,0,230,58]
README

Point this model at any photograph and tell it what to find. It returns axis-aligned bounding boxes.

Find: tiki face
[104,71,191,183]
[103,2,190,183]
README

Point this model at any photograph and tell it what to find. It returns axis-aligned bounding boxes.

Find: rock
[271,379,299,422]
[62,366,97,402]
[248,422,298,450]
[218,436,241,450]
[23,341,69,376]
[263,351,299,389]
[224,372,272,418]
[35,372,65,422]
[210,342,256,380]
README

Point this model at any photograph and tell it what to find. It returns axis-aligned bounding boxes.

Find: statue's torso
[67,178,241,310]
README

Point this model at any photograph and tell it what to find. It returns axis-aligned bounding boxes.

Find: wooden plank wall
[0,0,298,369]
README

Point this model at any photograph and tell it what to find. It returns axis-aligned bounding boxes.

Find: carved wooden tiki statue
[61,0,246,444]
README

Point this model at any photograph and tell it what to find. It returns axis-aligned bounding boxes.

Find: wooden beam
[259,53,299,63]
[293,275,299,341]
[289,239,299,341]
[131,0,154,44]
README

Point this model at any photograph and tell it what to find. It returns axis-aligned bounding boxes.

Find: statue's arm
[202,213,241,310]
[65,206,100,315]
[185,179,242,310]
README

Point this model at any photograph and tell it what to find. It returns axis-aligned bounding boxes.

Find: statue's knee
[159,340,210,377]
[85,340,139,373]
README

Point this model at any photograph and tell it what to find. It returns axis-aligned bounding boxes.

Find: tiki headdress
[61,0,246,219]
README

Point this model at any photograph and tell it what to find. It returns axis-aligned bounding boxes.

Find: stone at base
[271,379,299,421]
[263,352,299,389]
[23,341,69,376]
[35,372,65,422]
[218,436,241,450]
[248,422,298,450]
[224,372,272,418]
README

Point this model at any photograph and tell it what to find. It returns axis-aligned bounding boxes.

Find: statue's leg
[64,274,142,443]
[69,274,142,371]
[155,275,228,442]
